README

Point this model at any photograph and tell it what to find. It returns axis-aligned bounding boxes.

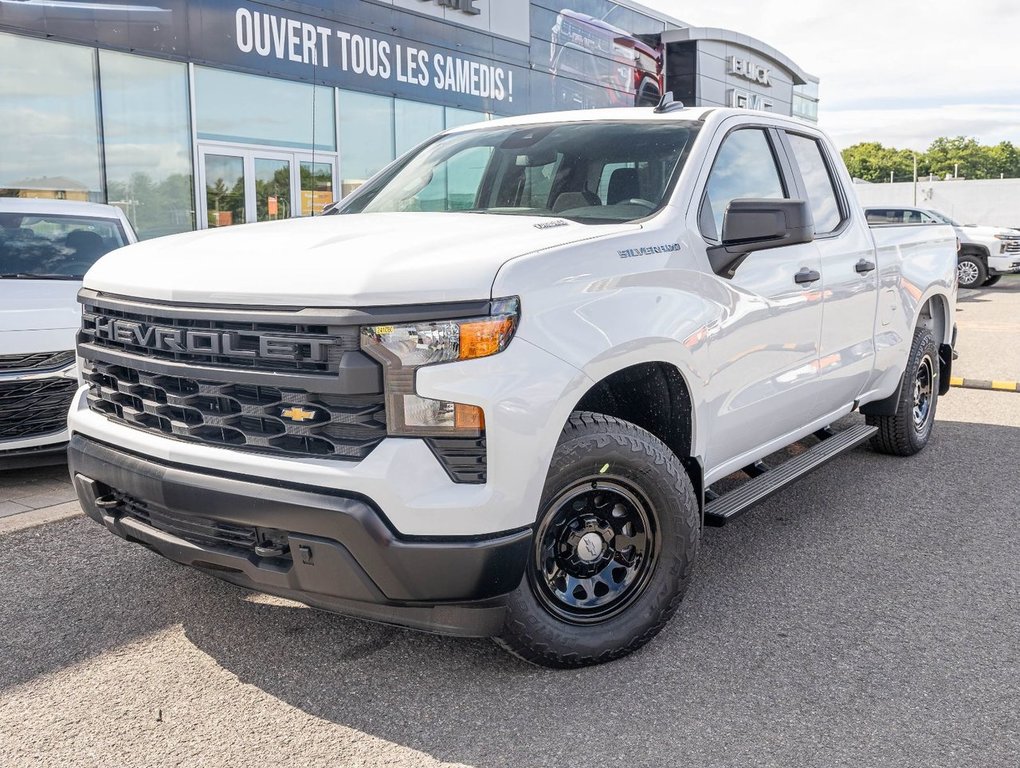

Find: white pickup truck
[864,205,1020,288]
[68,104,958,667]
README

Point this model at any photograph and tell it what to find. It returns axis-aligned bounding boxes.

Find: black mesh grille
[115,492,262,553]
[0,378,78,439]
[0,350,75,372]
[426,437,487,484]
[80,300,358,374]
[83,358,386,460]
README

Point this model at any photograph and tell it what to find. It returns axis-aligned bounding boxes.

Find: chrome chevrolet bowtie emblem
[280,406,318,423]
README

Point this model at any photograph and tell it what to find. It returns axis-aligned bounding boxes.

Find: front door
[696,125,826,471]
[198,146,336,229]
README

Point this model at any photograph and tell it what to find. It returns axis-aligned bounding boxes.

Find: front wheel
[957,255,987,288]
[867,327,940,456]
[495,412,699,667]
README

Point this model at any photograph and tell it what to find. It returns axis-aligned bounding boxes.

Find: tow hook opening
[254,528,291,559]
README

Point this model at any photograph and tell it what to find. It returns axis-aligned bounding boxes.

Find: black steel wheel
[531,479,658,624]
[868,327,940,456]
[496,412,700,668]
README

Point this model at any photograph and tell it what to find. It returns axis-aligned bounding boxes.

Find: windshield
[0,212,127,279]
[340,121,699,224]
[926,210,960,226]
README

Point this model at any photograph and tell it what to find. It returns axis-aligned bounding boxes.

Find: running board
[703,424,878,527]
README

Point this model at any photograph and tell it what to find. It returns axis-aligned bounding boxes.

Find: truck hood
[83,213,638,306]
[0,279,82,333]
[959,224,1016,237]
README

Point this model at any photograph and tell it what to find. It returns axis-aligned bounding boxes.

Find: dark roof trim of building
[660,26,817,86]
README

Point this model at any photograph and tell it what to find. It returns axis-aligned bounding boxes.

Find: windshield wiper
[0,273,81,280]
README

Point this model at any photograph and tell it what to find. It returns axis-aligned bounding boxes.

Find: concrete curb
[0,502,82,535]
[950,376,1020,393]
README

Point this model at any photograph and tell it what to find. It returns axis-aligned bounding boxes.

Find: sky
[635,0,1020,151]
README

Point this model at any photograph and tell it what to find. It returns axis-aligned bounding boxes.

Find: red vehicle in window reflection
[550,9,662,109]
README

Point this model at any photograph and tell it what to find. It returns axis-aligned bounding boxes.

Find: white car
[865,206,1020,288]
[67,106,957,666]
[0,198,136,468]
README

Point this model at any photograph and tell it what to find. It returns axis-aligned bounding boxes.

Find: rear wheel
[957,254,987,288]
[982,275,1002,287]
[495,412,699,667]
[867,327,940,456]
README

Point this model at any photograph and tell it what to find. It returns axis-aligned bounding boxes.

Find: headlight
[361,297,519,436]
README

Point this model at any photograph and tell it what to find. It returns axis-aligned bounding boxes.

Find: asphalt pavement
[1,294,1018,767]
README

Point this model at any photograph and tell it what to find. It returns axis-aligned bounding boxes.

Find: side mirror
[707,198,815,278]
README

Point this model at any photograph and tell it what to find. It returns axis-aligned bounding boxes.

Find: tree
[842,137,1020,182]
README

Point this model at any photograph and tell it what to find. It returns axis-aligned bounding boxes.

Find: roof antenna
[654,91,685,113]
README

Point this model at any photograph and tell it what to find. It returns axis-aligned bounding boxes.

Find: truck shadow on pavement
[1,417,1017,766]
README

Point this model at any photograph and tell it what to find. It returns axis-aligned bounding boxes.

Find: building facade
[0,0,819,240]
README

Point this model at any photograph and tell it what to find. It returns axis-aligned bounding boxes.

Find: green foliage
[841,138,1020,183]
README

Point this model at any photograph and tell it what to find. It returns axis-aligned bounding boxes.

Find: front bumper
[68,435,531,637]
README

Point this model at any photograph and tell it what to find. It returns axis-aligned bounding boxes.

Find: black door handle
[795,268,821,284]
[855,259,877,274]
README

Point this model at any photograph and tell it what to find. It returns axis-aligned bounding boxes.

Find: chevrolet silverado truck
[68,103,958,667]
[0,198,135,468]
[865,205,1020,288]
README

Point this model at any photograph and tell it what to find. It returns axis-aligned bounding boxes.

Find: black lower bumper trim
[68,435,531,637]
[0,440,68,469]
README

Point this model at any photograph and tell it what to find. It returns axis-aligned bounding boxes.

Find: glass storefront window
[300,162,334,216]
[99,51,194,239]
[196,68,335,151]
[395,99,444,157]
[0,33,103,202]
[204,155,246,228]
[339,91,394,197]
[444,107,488,130]
[255,158,292,222]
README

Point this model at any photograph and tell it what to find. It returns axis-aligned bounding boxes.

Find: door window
[786,134,845,234]
[255,158,292,222]
[701,129,787,241]
[204,154,245,228]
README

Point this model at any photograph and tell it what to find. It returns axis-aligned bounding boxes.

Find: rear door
[780,129,880,409]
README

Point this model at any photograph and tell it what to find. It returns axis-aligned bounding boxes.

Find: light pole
[912,152,918,205]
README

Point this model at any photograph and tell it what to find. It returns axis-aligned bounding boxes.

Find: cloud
[636,0,1020,147]
[821,104,1020,150]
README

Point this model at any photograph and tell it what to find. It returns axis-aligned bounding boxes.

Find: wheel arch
[959,243,989,261]
[570,360,703,510]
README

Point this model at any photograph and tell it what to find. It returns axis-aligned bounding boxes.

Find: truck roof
[451,106,819,133]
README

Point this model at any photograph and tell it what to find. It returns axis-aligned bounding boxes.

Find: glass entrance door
[199,146,336,229]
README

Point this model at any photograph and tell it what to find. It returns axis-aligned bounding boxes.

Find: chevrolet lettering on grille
[83,314,332,363]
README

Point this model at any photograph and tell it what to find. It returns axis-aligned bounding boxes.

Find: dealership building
[0,0,819,240]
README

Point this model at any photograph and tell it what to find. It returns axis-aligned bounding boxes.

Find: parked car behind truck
[865,206,1020,288]
[68,106,957,666]
[0,199,135,468]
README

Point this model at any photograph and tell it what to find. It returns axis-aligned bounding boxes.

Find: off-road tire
[957,254,987,288]
[867,327,940,456]
[982,275,1002,287]
[495,411,700,668]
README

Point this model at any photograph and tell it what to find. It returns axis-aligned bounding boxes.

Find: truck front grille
[83,358,385,460]
[78,293,387,461]
[0,350,75,373]
[0,378,78,440]
[80,297,358,375]
[1003,239,1020,254]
